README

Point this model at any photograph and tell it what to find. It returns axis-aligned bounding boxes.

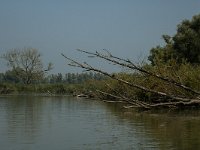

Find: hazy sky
[0,0,200,73]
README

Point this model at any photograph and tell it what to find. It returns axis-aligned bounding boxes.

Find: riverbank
[0,83,91,95]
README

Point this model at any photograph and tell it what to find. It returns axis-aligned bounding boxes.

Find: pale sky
[0,0,200,73]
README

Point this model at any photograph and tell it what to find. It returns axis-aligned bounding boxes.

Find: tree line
[0,70,104,84]
[45,72,104,84]
[0,48,104,84]
[1,13,200,110]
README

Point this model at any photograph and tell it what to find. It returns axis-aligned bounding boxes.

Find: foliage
[2,70,21,83]
[0,83,17,94]
[0,72,106,95]
[173,15,200,63]
[97,61,200,103]
[2,48,53,84]
[62,46,200,109]
[1,14,200,110]
[149,14,200,65]
[46,72,104,84]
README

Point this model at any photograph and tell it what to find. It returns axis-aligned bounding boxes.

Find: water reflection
[0,96,200,150]
[106,104,200,150]
[3,96,44,143]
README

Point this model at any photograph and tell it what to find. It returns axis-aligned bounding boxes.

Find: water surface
[0,96,200,150]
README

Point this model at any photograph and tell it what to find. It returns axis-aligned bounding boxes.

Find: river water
[0,96,200,150]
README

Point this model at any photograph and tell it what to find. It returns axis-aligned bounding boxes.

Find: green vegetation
[1,14,200,110]
[62,14,200,109]
[0,71,105,95]
[2,48,53,84]
[99,61,200,102]
[149,14,200,65]
[0,49,105,95]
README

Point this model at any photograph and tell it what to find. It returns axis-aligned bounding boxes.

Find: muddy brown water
[0,95,200,150]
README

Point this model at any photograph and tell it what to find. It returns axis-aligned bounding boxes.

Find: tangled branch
[62,49,200,109]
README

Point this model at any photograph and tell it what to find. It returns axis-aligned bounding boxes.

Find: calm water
[0,96,200,150]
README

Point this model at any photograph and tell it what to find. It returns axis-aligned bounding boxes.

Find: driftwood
[62,49,200,109]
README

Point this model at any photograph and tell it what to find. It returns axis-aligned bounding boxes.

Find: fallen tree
[62,49,200,109]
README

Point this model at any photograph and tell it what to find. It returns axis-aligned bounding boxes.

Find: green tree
[3,70,21,83]
[66,73,72,83]
[56,73,63,83]
[2,48,53,84]
[149,14,200,65]
[0,73,4,82]
[173,14,200,63]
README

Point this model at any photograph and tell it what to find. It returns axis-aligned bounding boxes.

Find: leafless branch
[75,49,200,95]
[62,50,200,109]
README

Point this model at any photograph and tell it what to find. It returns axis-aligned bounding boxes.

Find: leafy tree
[173,14,200,63]
[71,73,77,83]
[2,48,53,84]
[0,73,4,82]
[49,74,57,83]
[3,70,21,83]
[149,14,200,65]
[148,44,175,65]
[56,73,63,83]
[66,73,72,83]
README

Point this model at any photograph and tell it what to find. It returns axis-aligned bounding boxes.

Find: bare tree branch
[76,49,200,95]
[61,49,200,109]
[61,53,197,103]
